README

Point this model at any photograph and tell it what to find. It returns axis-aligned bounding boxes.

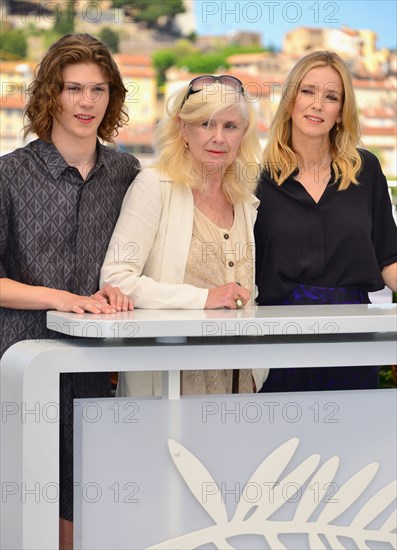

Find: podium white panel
[74,391,397,550]
[1,304,396,549]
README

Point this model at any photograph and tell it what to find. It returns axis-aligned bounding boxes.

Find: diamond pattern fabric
[0,138,140,519]
[1,139,140,354]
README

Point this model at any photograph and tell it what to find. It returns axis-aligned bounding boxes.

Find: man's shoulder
[100,144,140,172]
[0,141,36,164]
[0,141,44,182]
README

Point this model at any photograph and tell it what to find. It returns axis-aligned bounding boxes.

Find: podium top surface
[47,304,397,339]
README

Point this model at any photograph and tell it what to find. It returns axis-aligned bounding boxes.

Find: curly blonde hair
[262,51,362,190]
[154,81,261,203]
[24,33,128,142]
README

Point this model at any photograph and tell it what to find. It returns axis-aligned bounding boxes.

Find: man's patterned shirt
[0,139,140,355]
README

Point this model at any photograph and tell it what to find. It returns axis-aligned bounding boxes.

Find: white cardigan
[100,167,262,308]
[100,167,268,392]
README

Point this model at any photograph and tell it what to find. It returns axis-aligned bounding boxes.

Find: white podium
[1,304,396,549]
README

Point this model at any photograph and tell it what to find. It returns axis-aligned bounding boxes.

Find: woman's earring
[336,122,340,132]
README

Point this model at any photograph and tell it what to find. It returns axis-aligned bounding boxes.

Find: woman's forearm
[382,263,397,293]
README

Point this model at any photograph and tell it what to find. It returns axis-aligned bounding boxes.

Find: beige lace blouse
[182,203,254,395]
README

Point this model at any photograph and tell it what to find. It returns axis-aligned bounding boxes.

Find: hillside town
[1,0,396,175]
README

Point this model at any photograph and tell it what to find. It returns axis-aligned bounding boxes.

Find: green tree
[112,0,130,7]
[99,28,119,53]
[152,42,268,88]
[112,0,185,28]
[176,52,229,74]
[221,44,266,56]
[186,31,197,43]
[53,0,74,34]
[152,49,177,86]
[173,39,197,58]
[0,29,27,59]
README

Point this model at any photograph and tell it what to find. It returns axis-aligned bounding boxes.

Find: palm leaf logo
[147,437,397,549]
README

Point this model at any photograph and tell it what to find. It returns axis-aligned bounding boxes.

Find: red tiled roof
[361,126,396,136]
[352,78,396,90]
[121,67,156,78]
[226,53,268,64]
[117,127,154,145]
[0,95,26,109]
[114,54,152,67]
[361,107,396,118]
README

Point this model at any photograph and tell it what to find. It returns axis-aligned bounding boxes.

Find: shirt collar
[249,192,260,209]
[31,139,69,180]
[32,139,110,180]
[95,141,113,173]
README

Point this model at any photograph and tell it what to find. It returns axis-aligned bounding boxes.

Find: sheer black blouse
[254,149,397,305]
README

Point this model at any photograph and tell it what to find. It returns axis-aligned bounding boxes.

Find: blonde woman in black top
[255,51,397,392]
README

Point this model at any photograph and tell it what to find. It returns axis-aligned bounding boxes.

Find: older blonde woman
[255,51,397,392]
[101,75,268,396]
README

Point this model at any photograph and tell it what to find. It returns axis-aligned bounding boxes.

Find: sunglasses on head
[180,74,245,109]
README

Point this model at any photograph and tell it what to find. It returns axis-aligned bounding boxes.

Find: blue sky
[193,1,397,50]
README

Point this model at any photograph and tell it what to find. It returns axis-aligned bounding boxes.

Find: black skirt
[258,284,378,393]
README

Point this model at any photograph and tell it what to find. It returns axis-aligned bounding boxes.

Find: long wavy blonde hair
[262,51,362,190]
[154,82,261,203]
